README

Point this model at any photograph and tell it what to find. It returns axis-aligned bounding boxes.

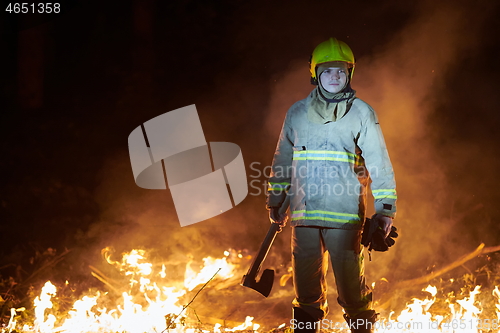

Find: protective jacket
[267,89,397,230]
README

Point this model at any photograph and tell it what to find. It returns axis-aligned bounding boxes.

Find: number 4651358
[5,3,61,14]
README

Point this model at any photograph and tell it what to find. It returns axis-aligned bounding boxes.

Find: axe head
[241,268,275,297]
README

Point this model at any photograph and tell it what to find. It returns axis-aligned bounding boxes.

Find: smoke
[86,150,259,259]
[356,0,499,280]
[265,0,498,284]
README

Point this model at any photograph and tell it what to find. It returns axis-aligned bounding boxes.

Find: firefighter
[267,38,397,333]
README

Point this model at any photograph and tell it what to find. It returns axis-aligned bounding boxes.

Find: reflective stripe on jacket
[267,90,397,229]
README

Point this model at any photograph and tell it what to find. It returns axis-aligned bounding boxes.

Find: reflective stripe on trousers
[291,226,372,321]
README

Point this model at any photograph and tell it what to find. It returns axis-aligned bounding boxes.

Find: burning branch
[163,267,221,332]
[378,242,500,309]
[14,248,71,289]
[394,243,486,289]
[89,265,120,294]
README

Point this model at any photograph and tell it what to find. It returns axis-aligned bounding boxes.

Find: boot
[343,310,377,333]
[292,307,320,333]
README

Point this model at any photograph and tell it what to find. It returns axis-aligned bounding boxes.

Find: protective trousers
[292,226,372,321]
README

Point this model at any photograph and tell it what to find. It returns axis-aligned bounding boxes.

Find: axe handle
[244,196,290,279]
[245,223,280,279]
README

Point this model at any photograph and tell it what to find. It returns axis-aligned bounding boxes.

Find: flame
[375,284,500,333]
[2,248,254,333]
[33,281,57,333]
[184,254,236,291]
[225,316,259,332]
[5,247,500,333]
[495,286,500,320]
[5,307,25,332]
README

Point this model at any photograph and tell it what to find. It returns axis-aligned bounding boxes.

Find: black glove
[361,218,398,252]
[268,206,287,232]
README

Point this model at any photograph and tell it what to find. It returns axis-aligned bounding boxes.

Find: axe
[241,196,290,297]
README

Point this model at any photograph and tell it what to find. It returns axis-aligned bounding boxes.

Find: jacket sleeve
[357,108,397,218]
[266,111,294,208]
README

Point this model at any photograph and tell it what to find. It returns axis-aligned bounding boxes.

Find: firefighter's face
[319,66,348,94]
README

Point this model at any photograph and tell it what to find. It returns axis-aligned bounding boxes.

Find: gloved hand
[361,215,398,252]
[268,206,288,232]
[371,214,393,237]
[384,226,398,247]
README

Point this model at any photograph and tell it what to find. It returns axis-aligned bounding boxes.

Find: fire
[2,248,256,333]
[225,316,260,332]
[495,286,500,321]
[376,284,500,332]
[33,281,57,333]
[184,256,236,291]
[3,247,500,333]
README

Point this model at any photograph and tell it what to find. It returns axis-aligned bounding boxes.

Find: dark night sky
[1,0,500,289]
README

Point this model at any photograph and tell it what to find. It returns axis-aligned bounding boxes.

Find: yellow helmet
[309,37,355,84]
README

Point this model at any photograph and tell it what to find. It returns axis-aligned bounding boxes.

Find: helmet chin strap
[317,79,353,103]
